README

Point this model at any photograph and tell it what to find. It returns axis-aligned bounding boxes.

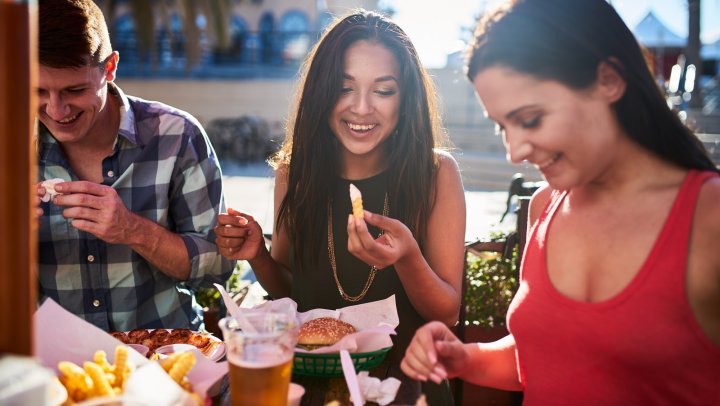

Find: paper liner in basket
[34,299,227,405]
[215,284,398,354]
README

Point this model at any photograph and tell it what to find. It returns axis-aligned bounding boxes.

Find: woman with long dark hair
[402,0,719,404]
[216,10,465,404]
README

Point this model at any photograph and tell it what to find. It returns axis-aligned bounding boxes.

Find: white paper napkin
[357,371,401,406]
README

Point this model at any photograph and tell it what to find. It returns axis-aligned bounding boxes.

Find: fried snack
[110,329,219,358]
[40,178,65,202]
[110,331,128,341]
[349,183,364,219]
[57,344,202,404]
[84,361,114,397]
[188,332,211,349]
[58,361,92,402]
[127,328,151,344]
[113,345,130,389]
[168,328,193,340]
[93,350,113,373]
[159,351,184,372]
[167,352,196,385]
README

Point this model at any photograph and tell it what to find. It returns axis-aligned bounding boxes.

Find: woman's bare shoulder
[528,184,553,224]
[433,150,463,188]
[697,175,720,230]
[433,149,462,179]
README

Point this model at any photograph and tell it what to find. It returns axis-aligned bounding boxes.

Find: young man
[36,0,234,331]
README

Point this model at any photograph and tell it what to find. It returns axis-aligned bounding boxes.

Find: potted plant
[195,262,248,337]
[453,231,522,406]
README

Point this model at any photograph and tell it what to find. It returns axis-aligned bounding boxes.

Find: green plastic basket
[293,346,392,377]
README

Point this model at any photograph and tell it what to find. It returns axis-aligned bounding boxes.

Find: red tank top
[507,170,720,405]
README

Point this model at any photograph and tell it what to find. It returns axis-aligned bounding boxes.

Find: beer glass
[219,312,298,406]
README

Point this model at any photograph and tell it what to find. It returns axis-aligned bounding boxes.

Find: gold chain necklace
[327,193,389,302]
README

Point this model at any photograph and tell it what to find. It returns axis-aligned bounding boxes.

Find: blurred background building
[96,0,719,190]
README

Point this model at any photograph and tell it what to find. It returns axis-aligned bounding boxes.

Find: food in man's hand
[40,178,65,202]
[111,328,221,358]
[349,183,364,219]
[297,317,357,350]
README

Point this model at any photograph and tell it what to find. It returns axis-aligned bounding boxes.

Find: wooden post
[0,0,37,356]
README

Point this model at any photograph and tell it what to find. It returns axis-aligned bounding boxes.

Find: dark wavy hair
[39,0,112,68]
[465,0,716,172]
[270,9,448,267]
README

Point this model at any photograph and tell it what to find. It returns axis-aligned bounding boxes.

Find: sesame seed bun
[297,317,357,349]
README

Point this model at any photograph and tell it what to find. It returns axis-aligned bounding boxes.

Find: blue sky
[383,0,720,68]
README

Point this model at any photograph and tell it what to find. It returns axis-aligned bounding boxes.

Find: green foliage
[464,236,520,329]
[194,261,247,310]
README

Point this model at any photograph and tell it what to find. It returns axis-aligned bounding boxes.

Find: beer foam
[227,343,292,368]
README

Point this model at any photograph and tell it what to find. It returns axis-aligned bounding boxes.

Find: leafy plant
[195,261,247,310]
[464,232,520,329]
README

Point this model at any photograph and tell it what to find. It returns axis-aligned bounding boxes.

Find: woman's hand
[346,209,418,270]
[401,321,468,384]
[215,208,265,261]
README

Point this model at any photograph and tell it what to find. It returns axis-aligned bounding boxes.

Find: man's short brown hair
[39,0,112,68]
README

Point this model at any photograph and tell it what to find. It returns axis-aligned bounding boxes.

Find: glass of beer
[219,311,298,406]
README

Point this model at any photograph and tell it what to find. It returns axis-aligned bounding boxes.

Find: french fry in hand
[349,183,364,219]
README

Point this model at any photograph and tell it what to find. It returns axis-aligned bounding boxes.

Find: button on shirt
[37,83,234,332]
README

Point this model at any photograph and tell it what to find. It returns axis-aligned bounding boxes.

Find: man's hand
[36,182,47,223]
[52,181,139,244]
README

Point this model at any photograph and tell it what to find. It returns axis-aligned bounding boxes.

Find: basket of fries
[56,345,203,405]
[292,346,392,377]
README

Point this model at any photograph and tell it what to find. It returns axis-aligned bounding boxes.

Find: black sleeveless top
[290,171,452,405]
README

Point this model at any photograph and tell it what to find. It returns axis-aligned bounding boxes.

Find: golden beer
[228,351,293,406]
[220,312,299,406]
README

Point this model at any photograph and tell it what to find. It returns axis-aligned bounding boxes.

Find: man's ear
[104,51,120,82]
[596,59,626,103]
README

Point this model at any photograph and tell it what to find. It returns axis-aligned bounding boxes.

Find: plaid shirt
[37,83,235,331]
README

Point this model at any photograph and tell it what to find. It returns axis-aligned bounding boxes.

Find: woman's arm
[251,168,294,298]
[401,321,522,391]
[215,169,293,298]
[687,176,720,346]
[394,152,466,325]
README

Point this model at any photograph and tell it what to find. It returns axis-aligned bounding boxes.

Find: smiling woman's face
[472,65,622,190]
[329,40,401,168]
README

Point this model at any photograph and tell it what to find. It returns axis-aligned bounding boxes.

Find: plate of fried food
[110,329,226,362]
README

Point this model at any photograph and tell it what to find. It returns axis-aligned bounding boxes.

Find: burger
[297,317,357,350]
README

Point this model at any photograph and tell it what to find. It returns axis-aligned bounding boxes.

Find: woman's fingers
[217,213,250,226]
[215,223,252,238]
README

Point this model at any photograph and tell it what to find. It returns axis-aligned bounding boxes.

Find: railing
[114,30,320,79]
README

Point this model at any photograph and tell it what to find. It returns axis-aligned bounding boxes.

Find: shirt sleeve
[170,116,235,289]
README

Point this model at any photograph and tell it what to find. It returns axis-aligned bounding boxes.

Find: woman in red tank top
[401,0,720,404]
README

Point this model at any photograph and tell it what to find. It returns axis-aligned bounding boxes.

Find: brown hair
[39,0,112,68]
